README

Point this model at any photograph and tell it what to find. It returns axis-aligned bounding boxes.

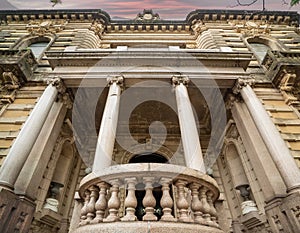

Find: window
[248,42,270,63]
[28,42,49,59]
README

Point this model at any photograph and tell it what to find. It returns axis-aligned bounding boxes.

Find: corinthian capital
[171,76,190,86]
[107,75,124,86]
[232,78,255,95]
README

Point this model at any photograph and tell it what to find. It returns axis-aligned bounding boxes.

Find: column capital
[171,76,190,86]
[47,77,66,94]
[232,78,255,95]
[107,75,124,86]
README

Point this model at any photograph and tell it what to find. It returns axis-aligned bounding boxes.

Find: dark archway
[129,152,168,163]
[129,152,168,220]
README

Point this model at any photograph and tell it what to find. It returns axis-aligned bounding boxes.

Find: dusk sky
[3,0,300,19]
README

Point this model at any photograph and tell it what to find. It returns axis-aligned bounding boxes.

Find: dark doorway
[129,152,168,163]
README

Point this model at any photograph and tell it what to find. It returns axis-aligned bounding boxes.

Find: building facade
[0,8,300,233]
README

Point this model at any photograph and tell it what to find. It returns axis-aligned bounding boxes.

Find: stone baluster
[189,183,205,224]
[104,179,121,222]
[207,191,219,228]
[160,178,176,222]
[91,182,109,224]
[79,190,91,226]
[175,180,192,222]
[121,178,138,221]
[199,186,214,226]
[142,177,157,221]
[86,185,98,223]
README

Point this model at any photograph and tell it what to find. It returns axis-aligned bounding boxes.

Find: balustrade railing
[76,163,220,230]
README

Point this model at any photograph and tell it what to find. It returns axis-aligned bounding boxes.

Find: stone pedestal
[43,198,60,212]
[241,200,258,215]
[0,188,35,233]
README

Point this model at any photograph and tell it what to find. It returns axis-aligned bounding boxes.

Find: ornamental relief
[232,21,270,36]
[26,20,68,36]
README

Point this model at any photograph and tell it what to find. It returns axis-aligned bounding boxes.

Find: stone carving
[235,21,270,36]
[26,20,67,36]
[278,70,300,106]
[232,78,255,95]
[107,75,124,86]
[135,9,160,22]
[191,19,206,35]
[0,72,19,105]
[89,21,105,38]
[47,77,73,109]
[171,76,190,86]
[279,69,297,91]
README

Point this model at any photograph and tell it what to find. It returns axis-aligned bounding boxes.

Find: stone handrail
[76,163,220,229]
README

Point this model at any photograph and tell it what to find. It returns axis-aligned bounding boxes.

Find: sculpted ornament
[47,77,73,108]
[232,78,255,95]
[107,75,124,86]
[191,19,206,35]
[89,21,105,38]
[171,76,190,86]
[26,20,67,35]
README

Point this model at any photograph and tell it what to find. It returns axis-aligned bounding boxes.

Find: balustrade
[76,163,221,232]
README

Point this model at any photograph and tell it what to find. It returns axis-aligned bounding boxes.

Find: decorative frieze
[26,20,68,36]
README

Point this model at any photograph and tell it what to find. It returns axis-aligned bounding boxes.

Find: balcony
[0,49,37,84]
[261,50,300,86]
[73,163,223,233]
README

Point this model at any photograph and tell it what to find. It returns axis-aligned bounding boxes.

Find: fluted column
[172,76,205,173]
[92,76,123,173]
[238,81,300,193]
[0,78,63,189]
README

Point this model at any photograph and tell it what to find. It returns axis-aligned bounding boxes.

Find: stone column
[172,76,206,173]
[237,81,300,193]
[0,78,63,190]
[92,76,123,173]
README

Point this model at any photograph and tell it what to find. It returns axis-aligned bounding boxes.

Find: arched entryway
[128,152,169,220]
[128,152,168,163]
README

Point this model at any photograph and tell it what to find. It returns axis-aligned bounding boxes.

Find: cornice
[0,9,111,25]
[0,9,298,27]
[186,9,299,26]
[45,50,252,70]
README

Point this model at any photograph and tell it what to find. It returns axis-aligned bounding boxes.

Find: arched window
[248,42,269,62]
[28,42,49,58]
[247,36,285,64]
[12,36,52,61]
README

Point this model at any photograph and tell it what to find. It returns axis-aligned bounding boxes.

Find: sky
[2,0,300,19]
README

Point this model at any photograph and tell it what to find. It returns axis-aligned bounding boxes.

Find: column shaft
[0,83,58,189]
[173,77,206,173]
[92,77,122,173]
[240,85,300,192]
